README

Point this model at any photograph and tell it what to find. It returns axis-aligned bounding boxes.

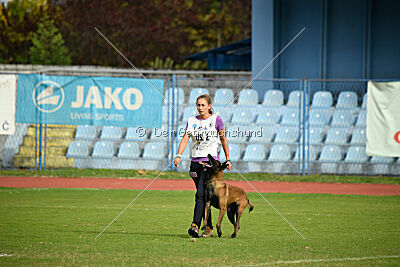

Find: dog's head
[200,154,229,180]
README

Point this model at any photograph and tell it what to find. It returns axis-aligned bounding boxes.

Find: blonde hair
[196,94,213,114]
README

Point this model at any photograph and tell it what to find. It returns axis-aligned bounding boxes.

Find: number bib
[187,115,219,158]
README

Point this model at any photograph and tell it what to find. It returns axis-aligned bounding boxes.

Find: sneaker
[188,223,199,238]
[201,227,213,237]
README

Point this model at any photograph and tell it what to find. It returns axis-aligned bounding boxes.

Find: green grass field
[0,188,399,266]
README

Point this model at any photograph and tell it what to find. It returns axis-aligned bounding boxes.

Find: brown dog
[201,154,254,238]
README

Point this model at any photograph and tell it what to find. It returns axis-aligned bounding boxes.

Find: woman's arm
[174,130,190,168]
[219,128,232,170]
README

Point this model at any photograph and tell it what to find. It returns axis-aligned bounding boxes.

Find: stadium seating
[213,107,233,123]
[319,145,342,162]
[255,108,280,125]
[350,128,366,145]
[243,144,266,161]
[214,88,234,105]
[227,125,252,143]
[75,125,97,140]
[142,142,165,160]
[181,107,198,123]
[355,110,366,128]
[325,128,348,145]
[100,126,123,141]
[274,127,299,144]
[344,146,367,163]
[299,127,324,145]
[336,91,358,109]
[370,156,394,164]
[164,87,185,105]
[361,93,367,109]
[249,126,274,144]
[125,127,147,141]
[287,90,308,107]
[268,144,291,162]
[117,142,140,159]
[219,143,241,162]
[311,91,333,108]
[231,108,254,125]
[262,90,283,107]
[92,141,115,158]
[66,141,90,158]
[308,108,331,126]
[330,110,356,127]
[189,88,209,104]
[237,89,258,105]
[150,125,169,140]
[293,145,317,161]
[280,109,300,126]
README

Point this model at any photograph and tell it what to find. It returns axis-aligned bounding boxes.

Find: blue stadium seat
[256,108,280,125]
[355,110,366,128]
[227,125,252,143]
[118,142,140,159]
[344,146,367,163]
[280,109,300,126]
[66,141,90,158]
[262,90,284,107]
[350,128,366,145]
[287,90,308,107]
[325,128,348,145]
[243,144,266,162]
[75,125,97,140]
[274,127,299,144]
[370,156,394,164]
[214,88,234,106]
[293,145,317,161]
[336,91,358,109]
[300,127,324,145]
[213,108,233,123]
[164,87,185,105]
[92,141,115,159]
[361,93,367,109]
[219,144,241,162]
[189,88,209,104]
[231,108,254,125]
[100,126,123,141]
[249,126,274,143]
[237,89,259,106]
[311,91,333,108]
[181,107,198,122]
[330,110,356,127]
[143,142,165,160]
[125,127,147,141]
[309,108,331,127]
[319,145,342,162]
[268,144,291,162]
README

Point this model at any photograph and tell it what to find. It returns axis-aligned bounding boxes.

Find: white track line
[242,255,400,266]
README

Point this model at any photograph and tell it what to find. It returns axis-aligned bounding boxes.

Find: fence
[1,71,400,176]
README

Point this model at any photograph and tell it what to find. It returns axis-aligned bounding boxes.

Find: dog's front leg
[216,205,226,238]
[203,201,211,230]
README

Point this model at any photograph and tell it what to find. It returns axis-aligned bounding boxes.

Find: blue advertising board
[16,74,164,128]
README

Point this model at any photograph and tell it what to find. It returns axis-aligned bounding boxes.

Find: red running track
[1,176,400,195]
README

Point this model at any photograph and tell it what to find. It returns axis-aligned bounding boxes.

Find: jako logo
[394,131,400,144]
[32,81,65,113]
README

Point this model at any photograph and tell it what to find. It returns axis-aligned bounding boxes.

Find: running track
[1,176,400,195]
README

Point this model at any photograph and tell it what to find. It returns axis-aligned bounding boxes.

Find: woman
[174,94,232,238]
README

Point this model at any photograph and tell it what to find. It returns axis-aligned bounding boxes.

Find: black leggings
[190,161,213,229]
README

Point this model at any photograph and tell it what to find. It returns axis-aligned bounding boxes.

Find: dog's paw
[231,233,237,238]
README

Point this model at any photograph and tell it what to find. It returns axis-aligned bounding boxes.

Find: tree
[29,14,71,65]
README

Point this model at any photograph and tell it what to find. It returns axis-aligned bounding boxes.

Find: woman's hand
[226,160,232,170]
[174,157,181,168]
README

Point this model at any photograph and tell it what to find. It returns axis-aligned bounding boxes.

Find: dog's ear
[207,154,217,166]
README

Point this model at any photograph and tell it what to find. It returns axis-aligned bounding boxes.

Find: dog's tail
[248,199,254,213]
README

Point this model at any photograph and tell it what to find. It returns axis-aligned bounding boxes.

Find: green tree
[29,14,70,65]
